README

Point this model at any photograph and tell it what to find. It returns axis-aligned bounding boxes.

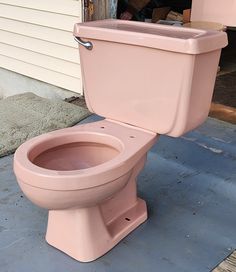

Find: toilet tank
[191,0,236,27]
[74,20,227,137]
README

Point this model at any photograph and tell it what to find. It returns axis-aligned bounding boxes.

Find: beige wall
[0,0,83,94]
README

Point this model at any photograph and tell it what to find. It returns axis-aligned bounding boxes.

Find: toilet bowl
[14,19,227,262]
[14,119,157,261]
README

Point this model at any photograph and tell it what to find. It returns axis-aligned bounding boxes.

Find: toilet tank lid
[74,19,228,54]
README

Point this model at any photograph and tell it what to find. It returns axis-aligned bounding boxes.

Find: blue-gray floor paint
[0,115,235,272]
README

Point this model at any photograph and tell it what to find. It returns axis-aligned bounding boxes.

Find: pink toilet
[191,0,236,27]
[14,20,227,262]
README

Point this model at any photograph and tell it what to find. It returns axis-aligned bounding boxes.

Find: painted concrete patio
[0,115,235,272]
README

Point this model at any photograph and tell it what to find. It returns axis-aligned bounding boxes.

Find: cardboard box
[152,7,171,23]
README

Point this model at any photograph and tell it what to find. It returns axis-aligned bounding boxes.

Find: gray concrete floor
[0,115,236,272]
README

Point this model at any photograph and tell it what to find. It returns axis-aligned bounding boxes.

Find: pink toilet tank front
[74,20,228,137]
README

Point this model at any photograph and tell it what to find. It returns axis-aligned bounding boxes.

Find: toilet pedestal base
[46,198,147,262]
[46,156,148,262]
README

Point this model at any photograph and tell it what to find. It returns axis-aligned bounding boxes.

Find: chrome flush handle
[74,36,93,50]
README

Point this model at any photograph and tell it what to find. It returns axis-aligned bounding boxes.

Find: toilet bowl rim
[14,120,157,191]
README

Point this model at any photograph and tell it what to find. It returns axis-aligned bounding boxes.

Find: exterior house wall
[0,0,83,95]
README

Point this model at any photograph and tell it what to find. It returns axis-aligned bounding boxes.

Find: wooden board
[0,0,81,16]
[0,4,80,31]
[0,17,77,47]
[0,0,83,93]
[210,103,236,125]
[0,55,82,93]
[212,250,236,272]
[0,30,79,63]
[0,43,81,78]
